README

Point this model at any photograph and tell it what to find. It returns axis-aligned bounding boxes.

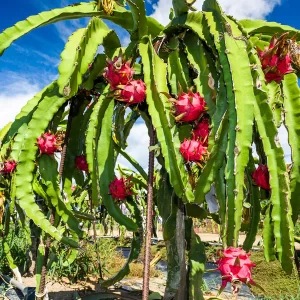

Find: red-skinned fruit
[257,35,294,83]
[109,177,133,200]
[193,118,210,146]
[37,133,59,155]
[115,79,146,105]
[104,55,134,90]
[75,155,89,172]
[1,160,17,174]
[217,247,258,295]
[180,139,207,162]
[252,164,271,190]
[174,91,206,122]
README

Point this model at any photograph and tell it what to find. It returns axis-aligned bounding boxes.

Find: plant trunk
[174,198,187,300]
[36,210,54,300]
[142,124,155,300]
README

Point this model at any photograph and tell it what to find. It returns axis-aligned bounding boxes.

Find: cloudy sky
[0,0,298,167]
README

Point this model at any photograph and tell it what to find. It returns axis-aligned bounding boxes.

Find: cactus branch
[38,99,76,298]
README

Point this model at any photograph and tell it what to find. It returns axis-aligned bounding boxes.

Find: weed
[48,237,162,283]
[48,238,119,283]
[294,222,300,237]
[0,222,31,275]
[128,262,161,278]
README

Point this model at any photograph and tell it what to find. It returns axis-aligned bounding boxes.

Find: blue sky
[0,0,156,87]
[0,0,298,93]
[0,0,298,167]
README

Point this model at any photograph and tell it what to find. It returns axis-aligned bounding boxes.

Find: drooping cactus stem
[38,99,77,298]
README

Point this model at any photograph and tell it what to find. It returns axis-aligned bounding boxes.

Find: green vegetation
[251,251,299,299]
[0,222,31,275]
[48,237,161,283]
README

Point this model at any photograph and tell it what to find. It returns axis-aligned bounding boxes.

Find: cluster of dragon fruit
[104,52,146,200]
[0,32,296,295]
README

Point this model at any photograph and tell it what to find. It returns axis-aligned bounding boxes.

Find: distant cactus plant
[0,0,300,298]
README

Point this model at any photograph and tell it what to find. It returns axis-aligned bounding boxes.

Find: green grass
[250,251,300,299]
[203,244,300,300]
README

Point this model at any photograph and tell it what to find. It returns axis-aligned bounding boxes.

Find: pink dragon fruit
[252,164,271,190]
[180,139,207,162]
[217,247,258,295]
[75,155,89,172]
[104,55,134,90]
[37,133,59,155]
[1,160,17,174]
[109,177,133,200]
[115,79,146,105]
[193,118,210,146]
[174,91,206,122]
[257,35,294,83]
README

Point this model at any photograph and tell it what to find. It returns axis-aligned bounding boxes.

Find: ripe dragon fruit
[109,177,133,200]
[174,91,206,122]
[37,133,59,155]
[257,35,293,83]
[193,118,210,146]
[252,164,271,190]
[115,79,146,105]
[180,139,207,162]
[1,160,17,174]
[104,55,134,90]
[75,155,89,172]
[217,247,258,295]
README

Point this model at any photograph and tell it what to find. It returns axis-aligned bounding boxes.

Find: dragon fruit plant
[1,0,300,298]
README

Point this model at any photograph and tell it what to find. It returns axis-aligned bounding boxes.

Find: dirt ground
[100,229,300,250]
[21,274,146,300]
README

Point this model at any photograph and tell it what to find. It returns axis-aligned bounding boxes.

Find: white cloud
[252,125,291,163]
[117,122,149,170]
[151,0,281,25]
[0,71,55,129]
[0,82,39,129]
[278,125,291,163]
